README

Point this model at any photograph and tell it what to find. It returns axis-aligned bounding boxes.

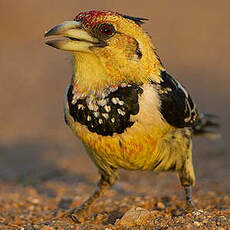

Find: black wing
[151,71,198,128]
[67,84,143,136]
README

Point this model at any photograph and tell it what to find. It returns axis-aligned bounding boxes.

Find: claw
[63,206,88,223]
[185,200,197,212]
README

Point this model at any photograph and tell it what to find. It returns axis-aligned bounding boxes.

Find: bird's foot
[62,206,89,223]
[185,200,197,212]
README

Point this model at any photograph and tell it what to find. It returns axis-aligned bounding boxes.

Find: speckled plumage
[67,83,143,136]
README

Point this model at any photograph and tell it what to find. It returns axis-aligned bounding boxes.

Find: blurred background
[0,0,229,200]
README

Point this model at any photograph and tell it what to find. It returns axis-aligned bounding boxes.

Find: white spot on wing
[111,97,119,104]
[77,104,85,110]
[117,108,126,116]
[121,83,127,88]
[118,100,124,105]
[72,97,77,104]
[88,102,98,111]
[93,112,99,118]
[97,99,107,106]
[109,86,118,92]
[71,90,82,105]
[104,105,111,112]
[102,113,109,119]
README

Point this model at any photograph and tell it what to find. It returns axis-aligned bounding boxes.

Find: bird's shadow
[0,139,94,198]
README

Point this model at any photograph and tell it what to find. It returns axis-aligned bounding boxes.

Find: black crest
[120,14,148,26]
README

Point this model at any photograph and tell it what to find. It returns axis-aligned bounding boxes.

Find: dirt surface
[0,1,229,229]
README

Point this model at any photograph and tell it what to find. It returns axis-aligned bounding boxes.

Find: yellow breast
[64,83,189,172]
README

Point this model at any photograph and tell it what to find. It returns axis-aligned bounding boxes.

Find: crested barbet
[44,10,219,222]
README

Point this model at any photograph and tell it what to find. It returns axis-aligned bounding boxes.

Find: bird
[44,10,219,222]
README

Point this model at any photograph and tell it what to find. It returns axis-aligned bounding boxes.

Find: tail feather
[192,113,220,139]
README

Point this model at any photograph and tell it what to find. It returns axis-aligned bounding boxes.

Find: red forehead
[74,10,119,25]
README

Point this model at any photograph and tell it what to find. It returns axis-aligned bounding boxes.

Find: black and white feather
[151,71,198,128]
[67,83,143,136]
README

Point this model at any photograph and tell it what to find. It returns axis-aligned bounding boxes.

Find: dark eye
[99,24,115,37]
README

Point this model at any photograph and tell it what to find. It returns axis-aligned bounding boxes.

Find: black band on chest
[67,84,143,136]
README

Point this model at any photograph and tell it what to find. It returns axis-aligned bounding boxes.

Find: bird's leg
[179,165,196,211]
[69,178,110,222]
[183,184,195,210]
[178,137,196,211]
[65,172,117,223]
[179,175,196,212]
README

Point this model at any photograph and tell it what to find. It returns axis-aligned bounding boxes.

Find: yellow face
[45,10,164,90]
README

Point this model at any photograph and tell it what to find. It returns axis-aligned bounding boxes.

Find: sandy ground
[0,1,229,229]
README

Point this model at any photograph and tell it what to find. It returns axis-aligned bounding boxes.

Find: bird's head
[45,10,164,92]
